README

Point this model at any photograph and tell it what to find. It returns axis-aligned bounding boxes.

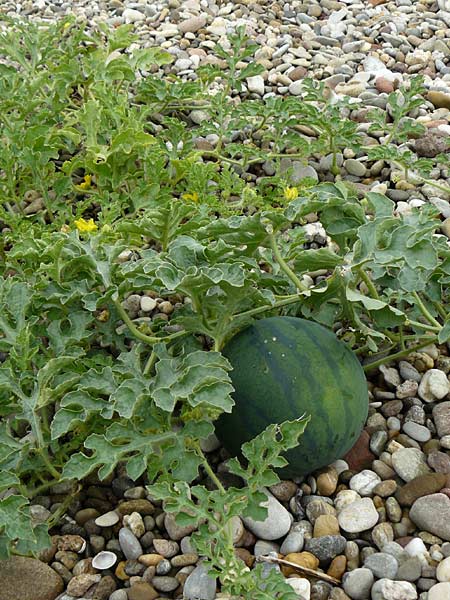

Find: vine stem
[114,299,186,345]
[357,267,379,300]
[36,447,61,481]
[268,232,308,293]
[232,294,302,321]
[412,292,441,328]
[363,335,438,372]
[201,451,226,494]
[143,351,157,376]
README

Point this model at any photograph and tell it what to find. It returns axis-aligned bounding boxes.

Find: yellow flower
[182,192,199,203]
[79,174,92,190]
[283,187,299,201]
[60,224,71,233]
[74,217,98,233]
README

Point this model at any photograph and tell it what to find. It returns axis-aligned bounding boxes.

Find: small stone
[117,500,154,516]
[95,511,119,528]
[396,556,422,582]
[122,8,145,23]
[152,539,179,558]
[429,450,450,473]
[282,552,319,576]
[123,512,145,538]
[409,494,450,541]
[427,91,450,110]
[254,540,279,557]
[138,554,164,567]
[350,470,381,496]
[183,563,216,600]
[171,553,198,567]
[433,402,450,438]
[343,568,374,600]
[127,582,159,600]
[66,574,101,597]
[140,297,157,313]
[246,75,265,95]
[344,159,366,177]
[338,498,379,533]
[286,577,311,598]
[391,448,431,482]
[418,370,450,403]
[415,132,449,158]
[0,557,64,600]
[242,490,292,540]
[152,575,179,592]
[316,468,339,496]
[164,513,196,541]
[118,528,143,560]
[327,555,347,580]
[404,538,428,557]
[304,535,347,564]
[437,556,450,582]
[371,579,417,600]
[178,15,206,34]
[428,582,450,600]
[269,481,297,502]
[402,422,431,443]
[109,591,128,600]
[373,480,397,498]
[372,523,394,550]
[364,553,398,579]
[344,431,375,471]
[280,531,305,554]
[396,473,447,506]
[313,515,340,538]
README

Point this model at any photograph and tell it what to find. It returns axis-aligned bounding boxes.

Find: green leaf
[152,349,234,413]
[438,318,450,344]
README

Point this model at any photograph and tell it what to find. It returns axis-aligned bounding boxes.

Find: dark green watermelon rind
[215,317,368,477]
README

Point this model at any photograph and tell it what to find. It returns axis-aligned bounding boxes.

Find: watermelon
[215,316,368,477]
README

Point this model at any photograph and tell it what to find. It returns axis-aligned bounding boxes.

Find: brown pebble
[66,574,101,597]
[344,430,375,471]
[73,558,97,576]
[75,508,100,526]
[327,555,347,580]
[115,561,130,581]
[171,553,199,567]
[92,575,116,600]
[281,552,319,576]
[396,473,447,506]
[316,467,339,496]
[289,66,307,81]
[117,500,154,516]
[373,480,397,498]
[313,515,340,538]
[375,76,395,94]
[234,548,255,567]
[152,539,179,558]
[54,551,78,570]
[138,554,164,567]
[56,535,86,553]
[269,480,298,502]
[128,581,159,600]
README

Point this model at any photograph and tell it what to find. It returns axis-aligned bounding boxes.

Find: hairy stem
[412,292,441,328]
[363,335,438,372]
[357,267,379,300]
[268,232,308,293]
[114,299,186,345]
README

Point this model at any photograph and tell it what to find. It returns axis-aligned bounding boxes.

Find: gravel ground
[1,1,450,600]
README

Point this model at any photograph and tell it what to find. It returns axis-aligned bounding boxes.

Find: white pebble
[437,556,450,582]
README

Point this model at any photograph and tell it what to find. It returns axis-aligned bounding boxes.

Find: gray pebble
[343,568,374,600]
[364,552,398,579]
[118,527,142,560]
